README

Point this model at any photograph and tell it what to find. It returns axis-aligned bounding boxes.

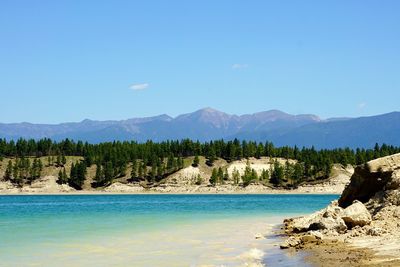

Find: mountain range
[1,108,399,149]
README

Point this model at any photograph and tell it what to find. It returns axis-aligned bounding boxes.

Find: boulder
[285,211,324,233]
[285,201,347,233]
[341,200,372,228]
[323,202,344,219]
[309,217,347,233]
[280,236,301,249]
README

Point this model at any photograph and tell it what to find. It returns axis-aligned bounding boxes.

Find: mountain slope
[0,108,399,148]
[267,112,400,149]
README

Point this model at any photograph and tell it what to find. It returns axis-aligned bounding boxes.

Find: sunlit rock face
[339,153,400,208]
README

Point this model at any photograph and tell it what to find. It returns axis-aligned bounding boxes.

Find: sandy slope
[0,158,352,195]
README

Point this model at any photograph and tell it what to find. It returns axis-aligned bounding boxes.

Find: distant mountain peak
[125,114,173,124]
[1,109,399,149]
[191,107,231,117]
[197,107,221,113]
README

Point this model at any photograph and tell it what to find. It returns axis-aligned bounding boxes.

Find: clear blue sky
[1,0,399,123]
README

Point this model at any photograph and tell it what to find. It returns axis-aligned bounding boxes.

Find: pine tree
[57,168,68,184]
[284,160,293,181]
[232,168,240,185]
[76,162,87,185]
[13,160,20,184]
[270,161,284,186]
[94,164,103,185]
[223,169,229,181]
[38,159,43,174]
[260,169,269,181]
[70,163,77,181]
[62,168,68,183]
[242,160,253,186]
[69,162,86,189]
[217,167,224,184]
[178,157,184,169]
[292,163,304,184]
[251,169,258,181]
[130,160,137,179]
[138,162,144,178]
[56,155,61,166]
[150,162,157,182]
[206,147,216,166]
[61,154,67,166]
[195,174,202,185]
[28,159,36,183]
[256,143,264,159]
[210,168,218,185]
[157,162,164,178]
[167,154,174,172]
[4,160,13,181]
[119,162,127,177]
[192,155,200,167]
[103,161,114,185]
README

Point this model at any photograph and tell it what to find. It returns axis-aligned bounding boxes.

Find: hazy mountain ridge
[1,108,399,148]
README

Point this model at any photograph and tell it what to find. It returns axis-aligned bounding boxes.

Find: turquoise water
[0,194,337,266]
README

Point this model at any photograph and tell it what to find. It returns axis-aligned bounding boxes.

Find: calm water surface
[0,194,337,266]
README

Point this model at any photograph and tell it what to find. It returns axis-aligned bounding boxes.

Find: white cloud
[358,102,367,110]
[232,63,249,69]
[130,83,149,91]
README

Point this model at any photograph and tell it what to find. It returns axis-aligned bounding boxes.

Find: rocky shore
[280,153,400,266]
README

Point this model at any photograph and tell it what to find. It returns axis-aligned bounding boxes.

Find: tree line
[4,158,43,186]
[1,138,400,189]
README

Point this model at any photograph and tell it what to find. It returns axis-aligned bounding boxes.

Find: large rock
[285,201,346,233]
[339,153,400,208]
[284,210,325,233]
[309,217,347,233]
[341,200,372,228]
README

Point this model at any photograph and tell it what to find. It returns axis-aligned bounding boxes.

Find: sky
[0,0,399,123]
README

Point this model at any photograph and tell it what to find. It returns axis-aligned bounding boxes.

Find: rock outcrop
[283,200,369,239]
[339,153,400,208]
[281,153,400,255]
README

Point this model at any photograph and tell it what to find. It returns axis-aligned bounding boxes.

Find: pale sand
[303,239,400,267]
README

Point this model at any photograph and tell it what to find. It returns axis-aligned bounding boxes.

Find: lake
[0,194,337,266]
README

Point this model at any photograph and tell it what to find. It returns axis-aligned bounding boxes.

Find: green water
[0,194,337,266]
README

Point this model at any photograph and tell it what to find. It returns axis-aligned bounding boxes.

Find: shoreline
[0,177,345,195]
[0,191,342,196]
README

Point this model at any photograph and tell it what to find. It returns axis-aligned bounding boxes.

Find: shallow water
[0,194,337,266]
